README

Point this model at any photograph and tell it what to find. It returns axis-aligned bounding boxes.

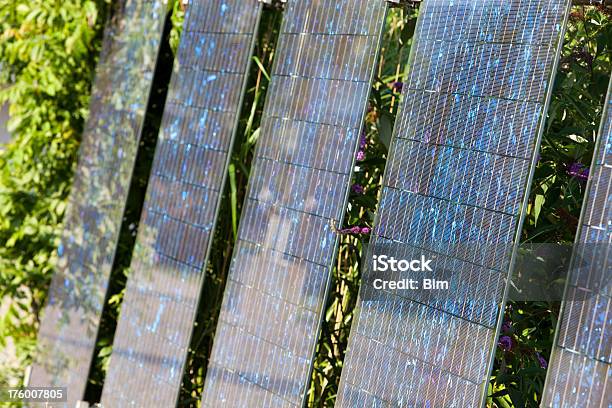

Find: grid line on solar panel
[28,1,167,405]
[99,1,262,407]
[344,292,491,382]
[394,94,543,160]
[336,0,571,406]
[201,0,388,406]
[542,78,611,408]
[236,235,330,269]
[381,183,520,217]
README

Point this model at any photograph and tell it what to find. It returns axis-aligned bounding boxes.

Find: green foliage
[488,302,558,408]
[0,0,110,386]
[524,5,612,244]
[488,6,611,408]
[169,0,185,54]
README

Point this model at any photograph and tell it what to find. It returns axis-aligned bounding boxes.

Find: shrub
[0,0,110,386]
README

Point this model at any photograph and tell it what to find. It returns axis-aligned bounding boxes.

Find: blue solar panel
[99,2,262,406]
[336,0,571,406]
[28,1,167,405]
[201,1,387,406]
[542,78,611,408]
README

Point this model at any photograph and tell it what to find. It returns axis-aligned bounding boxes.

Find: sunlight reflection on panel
[337,0,571,406]
[202,1,387,406]
[542,78,611,408]
[29,1,167,405]
[99,2,262,407]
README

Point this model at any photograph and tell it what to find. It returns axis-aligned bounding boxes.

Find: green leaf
[376,111,394,150]
[16,4,29,14]
[252,56,270,82]
[228,163,238,239]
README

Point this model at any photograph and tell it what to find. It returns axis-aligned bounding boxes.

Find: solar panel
[201,1,387,405]
[28,1,167,405]
[336,0,571,406]
[99,2,262,406]
[542,78,611,408]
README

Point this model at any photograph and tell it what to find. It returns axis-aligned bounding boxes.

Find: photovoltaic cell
[542,78,612,408]
[201,0,387,405]
[99,2,262,406]
[337,0,571,406]
[28,1,167,405]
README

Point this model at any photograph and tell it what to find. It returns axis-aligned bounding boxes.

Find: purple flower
[336,225,371,235]
[352,184,365,194]
[498,336,513,351]
[393,81,404,93]
[359,131,367,149]
[536,352,548,369]
[356,150,365,161]
[501,320,512,333]
[567,162,589,181]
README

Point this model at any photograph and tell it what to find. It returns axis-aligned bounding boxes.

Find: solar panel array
[29,1,167,405]
[337,0,571,406]
[100,2,262,406]
[542,78,611,408]
[202,0,387,405]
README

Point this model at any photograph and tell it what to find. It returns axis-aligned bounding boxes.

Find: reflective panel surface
[337,0,571,406]
[542,79,611,408]
[29,1,167,405]
[100,2,262,407]
[202,0,387,406]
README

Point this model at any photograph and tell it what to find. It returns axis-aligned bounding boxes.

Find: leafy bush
[489,6,612,408]
[0,0,110,386]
